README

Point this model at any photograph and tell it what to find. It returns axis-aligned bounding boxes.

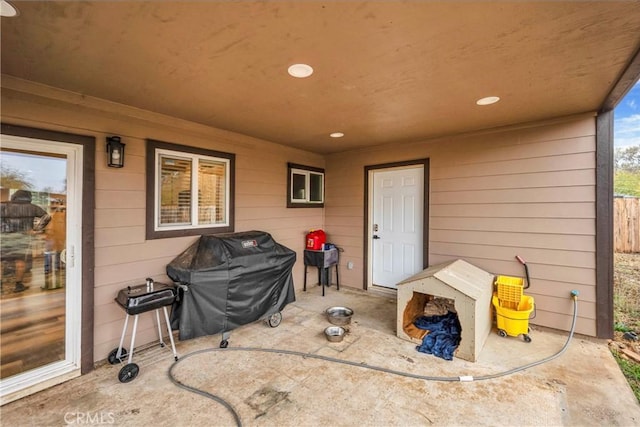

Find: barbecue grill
[108,278,178,383]
[167,230,296,348]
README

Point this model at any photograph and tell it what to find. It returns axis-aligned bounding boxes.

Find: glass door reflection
[0,148,67,379]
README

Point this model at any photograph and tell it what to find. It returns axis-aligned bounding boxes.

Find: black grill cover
[166,231,296,340]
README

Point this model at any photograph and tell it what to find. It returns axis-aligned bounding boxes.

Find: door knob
[373,235,380,239]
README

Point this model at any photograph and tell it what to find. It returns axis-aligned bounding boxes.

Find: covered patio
[2,288,638,426]
[2,1,640,418]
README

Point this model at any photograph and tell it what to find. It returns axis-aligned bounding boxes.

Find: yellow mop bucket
[492,293,534,342]
[493,268,535,343]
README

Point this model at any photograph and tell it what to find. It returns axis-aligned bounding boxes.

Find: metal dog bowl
[325,306,354,326]
[324,326,345,342]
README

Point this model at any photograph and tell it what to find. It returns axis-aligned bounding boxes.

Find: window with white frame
[146,140,234,239]
[287,163,324,207]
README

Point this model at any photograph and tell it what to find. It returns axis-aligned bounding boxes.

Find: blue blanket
[414,312,461,361]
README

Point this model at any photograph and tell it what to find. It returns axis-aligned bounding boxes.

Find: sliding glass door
[0,135,83,401]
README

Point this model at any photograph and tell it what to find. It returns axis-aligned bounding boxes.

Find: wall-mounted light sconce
[106,136,125,168]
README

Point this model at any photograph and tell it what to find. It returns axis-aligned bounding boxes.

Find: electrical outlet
[347,261,354,270]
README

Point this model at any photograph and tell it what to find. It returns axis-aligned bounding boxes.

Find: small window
[287,163,324,208]
[146,139,235,239]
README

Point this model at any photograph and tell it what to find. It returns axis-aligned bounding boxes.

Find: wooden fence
[615,197,640,253]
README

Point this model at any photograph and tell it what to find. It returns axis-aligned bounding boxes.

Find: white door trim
[370,165,423,289]
[364,159,430,292]
[0,135,83,404]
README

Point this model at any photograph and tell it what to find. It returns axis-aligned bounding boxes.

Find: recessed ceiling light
[330,132,344,138]
[1,0,18,17]
[476,96,500,106]
[288,63,314,78]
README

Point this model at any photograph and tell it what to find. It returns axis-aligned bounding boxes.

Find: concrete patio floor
[2,287,639,426]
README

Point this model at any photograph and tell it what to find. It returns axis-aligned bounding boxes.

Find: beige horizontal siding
[323,206,363,217]
[236,217,322,234]
[326,114,598,336]
[94,257,178,287]
[432,202,595,218]
[95,208,145,228]
[534,308,595,337]
[433,169,594,192]
[236,179,288,196]
[435,135,595,165]
[235,193,284,208]
[94,300,128,327]
[430,241,595,268]
[430,217,594,235]
[432,152,594,178]
[94,226,146,248]
[532,292,596,313]
[95,170,145,191]
[325,215,367,228]
[323,224,365,239]
[431,186,595,204]
[515,117,595,143]
[326,187,363,203]
[429,229,596,252]
[3,84,324,362]
[95,237,194,266]
[95,190,146,209]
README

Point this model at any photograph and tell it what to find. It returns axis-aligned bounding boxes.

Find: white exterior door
[0,135,83,403]
[371,166,424,289]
